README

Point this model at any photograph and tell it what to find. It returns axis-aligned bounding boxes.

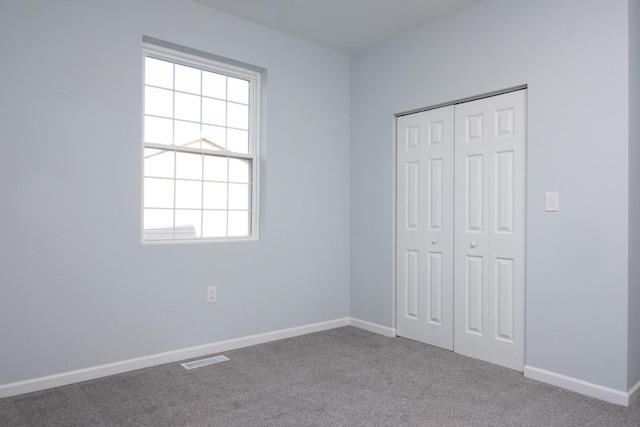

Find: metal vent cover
[181,355,229,370]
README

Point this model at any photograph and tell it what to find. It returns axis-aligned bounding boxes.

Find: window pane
[144,178,174,208]
[228,183,249,210]
[174,92,200,122]
[203,211,227,237]
[144,209,173,229]
[144,116,173,145]
[175,210,201,237]
[175,180,202,209]
[226,129,248,154]
[145,87,173,118]
[228,211,249,236]
[228,158,249,183]
[174,120,201,148]
[202,125,225,150]
[227,103,248,130]
[203,182,227,209]
[202,98,226,126]
[203,155,227,182]
[176,152,202,180]
[144,149,174,178]
[202,71,226,99]
[145,57,173,89]
[144,209,174,240]
[174,64,201,95]
[227,77,249,104]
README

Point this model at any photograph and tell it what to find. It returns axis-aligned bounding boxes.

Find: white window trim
[141,42,261,243]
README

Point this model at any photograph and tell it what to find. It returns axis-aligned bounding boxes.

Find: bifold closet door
[396,106,454,351]
[453,90,526,371]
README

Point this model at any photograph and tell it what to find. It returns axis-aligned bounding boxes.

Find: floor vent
[181,355,229,370]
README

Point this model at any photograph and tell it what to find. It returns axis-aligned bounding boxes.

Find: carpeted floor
[1,326,640,426]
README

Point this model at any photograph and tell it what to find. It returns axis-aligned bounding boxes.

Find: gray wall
[350,0,631,391]
[629,0,640,390]
[0,0,351,385]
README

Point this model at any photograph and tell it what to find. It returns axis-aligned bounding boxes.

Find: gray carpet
[2,326,640,426]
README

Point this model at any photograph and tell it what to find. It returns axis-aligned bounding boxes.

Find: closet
[396,89,526,371]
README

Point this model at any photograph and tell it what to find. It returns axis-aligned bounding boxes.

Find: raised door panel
[494,257,514,342]
[428,252,443,325]
[405,250,420,319]
[494,151,514,234]
[406,161,420,230]
[428,159,444,231]
[465,255,484,335]
[466,155,484,233]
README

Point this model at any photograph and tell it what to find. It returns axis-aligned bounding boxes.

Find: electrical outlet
[207,286,217,303]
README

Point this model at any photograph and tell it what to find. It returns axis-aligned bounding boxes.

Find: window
[142,43,260,242]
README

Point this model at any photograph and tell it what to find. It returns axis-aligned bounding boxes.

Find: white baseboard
[0,317,350,399]
[524,365,634,406]
[349,318,396,337]
[628,377,640,405]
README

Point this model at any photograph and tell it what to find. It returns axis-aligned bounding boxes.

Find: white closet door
[396,106,454,350]
[453,90,526,371]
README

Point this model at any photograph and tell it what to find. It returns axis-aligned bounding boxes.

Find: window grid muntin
[142,46,258,242]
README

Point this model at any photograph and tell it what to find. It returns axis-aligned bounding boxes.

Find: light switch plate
[545,192,559,212]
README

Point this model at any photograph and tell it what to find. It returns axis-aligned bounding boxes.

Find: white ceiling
[193,0,482,54]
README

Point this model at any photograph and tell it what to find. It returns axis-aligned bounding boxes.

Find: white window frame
[141,42,260,243]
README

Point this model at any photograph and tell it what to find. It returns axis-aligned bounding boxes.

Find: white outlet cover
[207,286,217,303]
